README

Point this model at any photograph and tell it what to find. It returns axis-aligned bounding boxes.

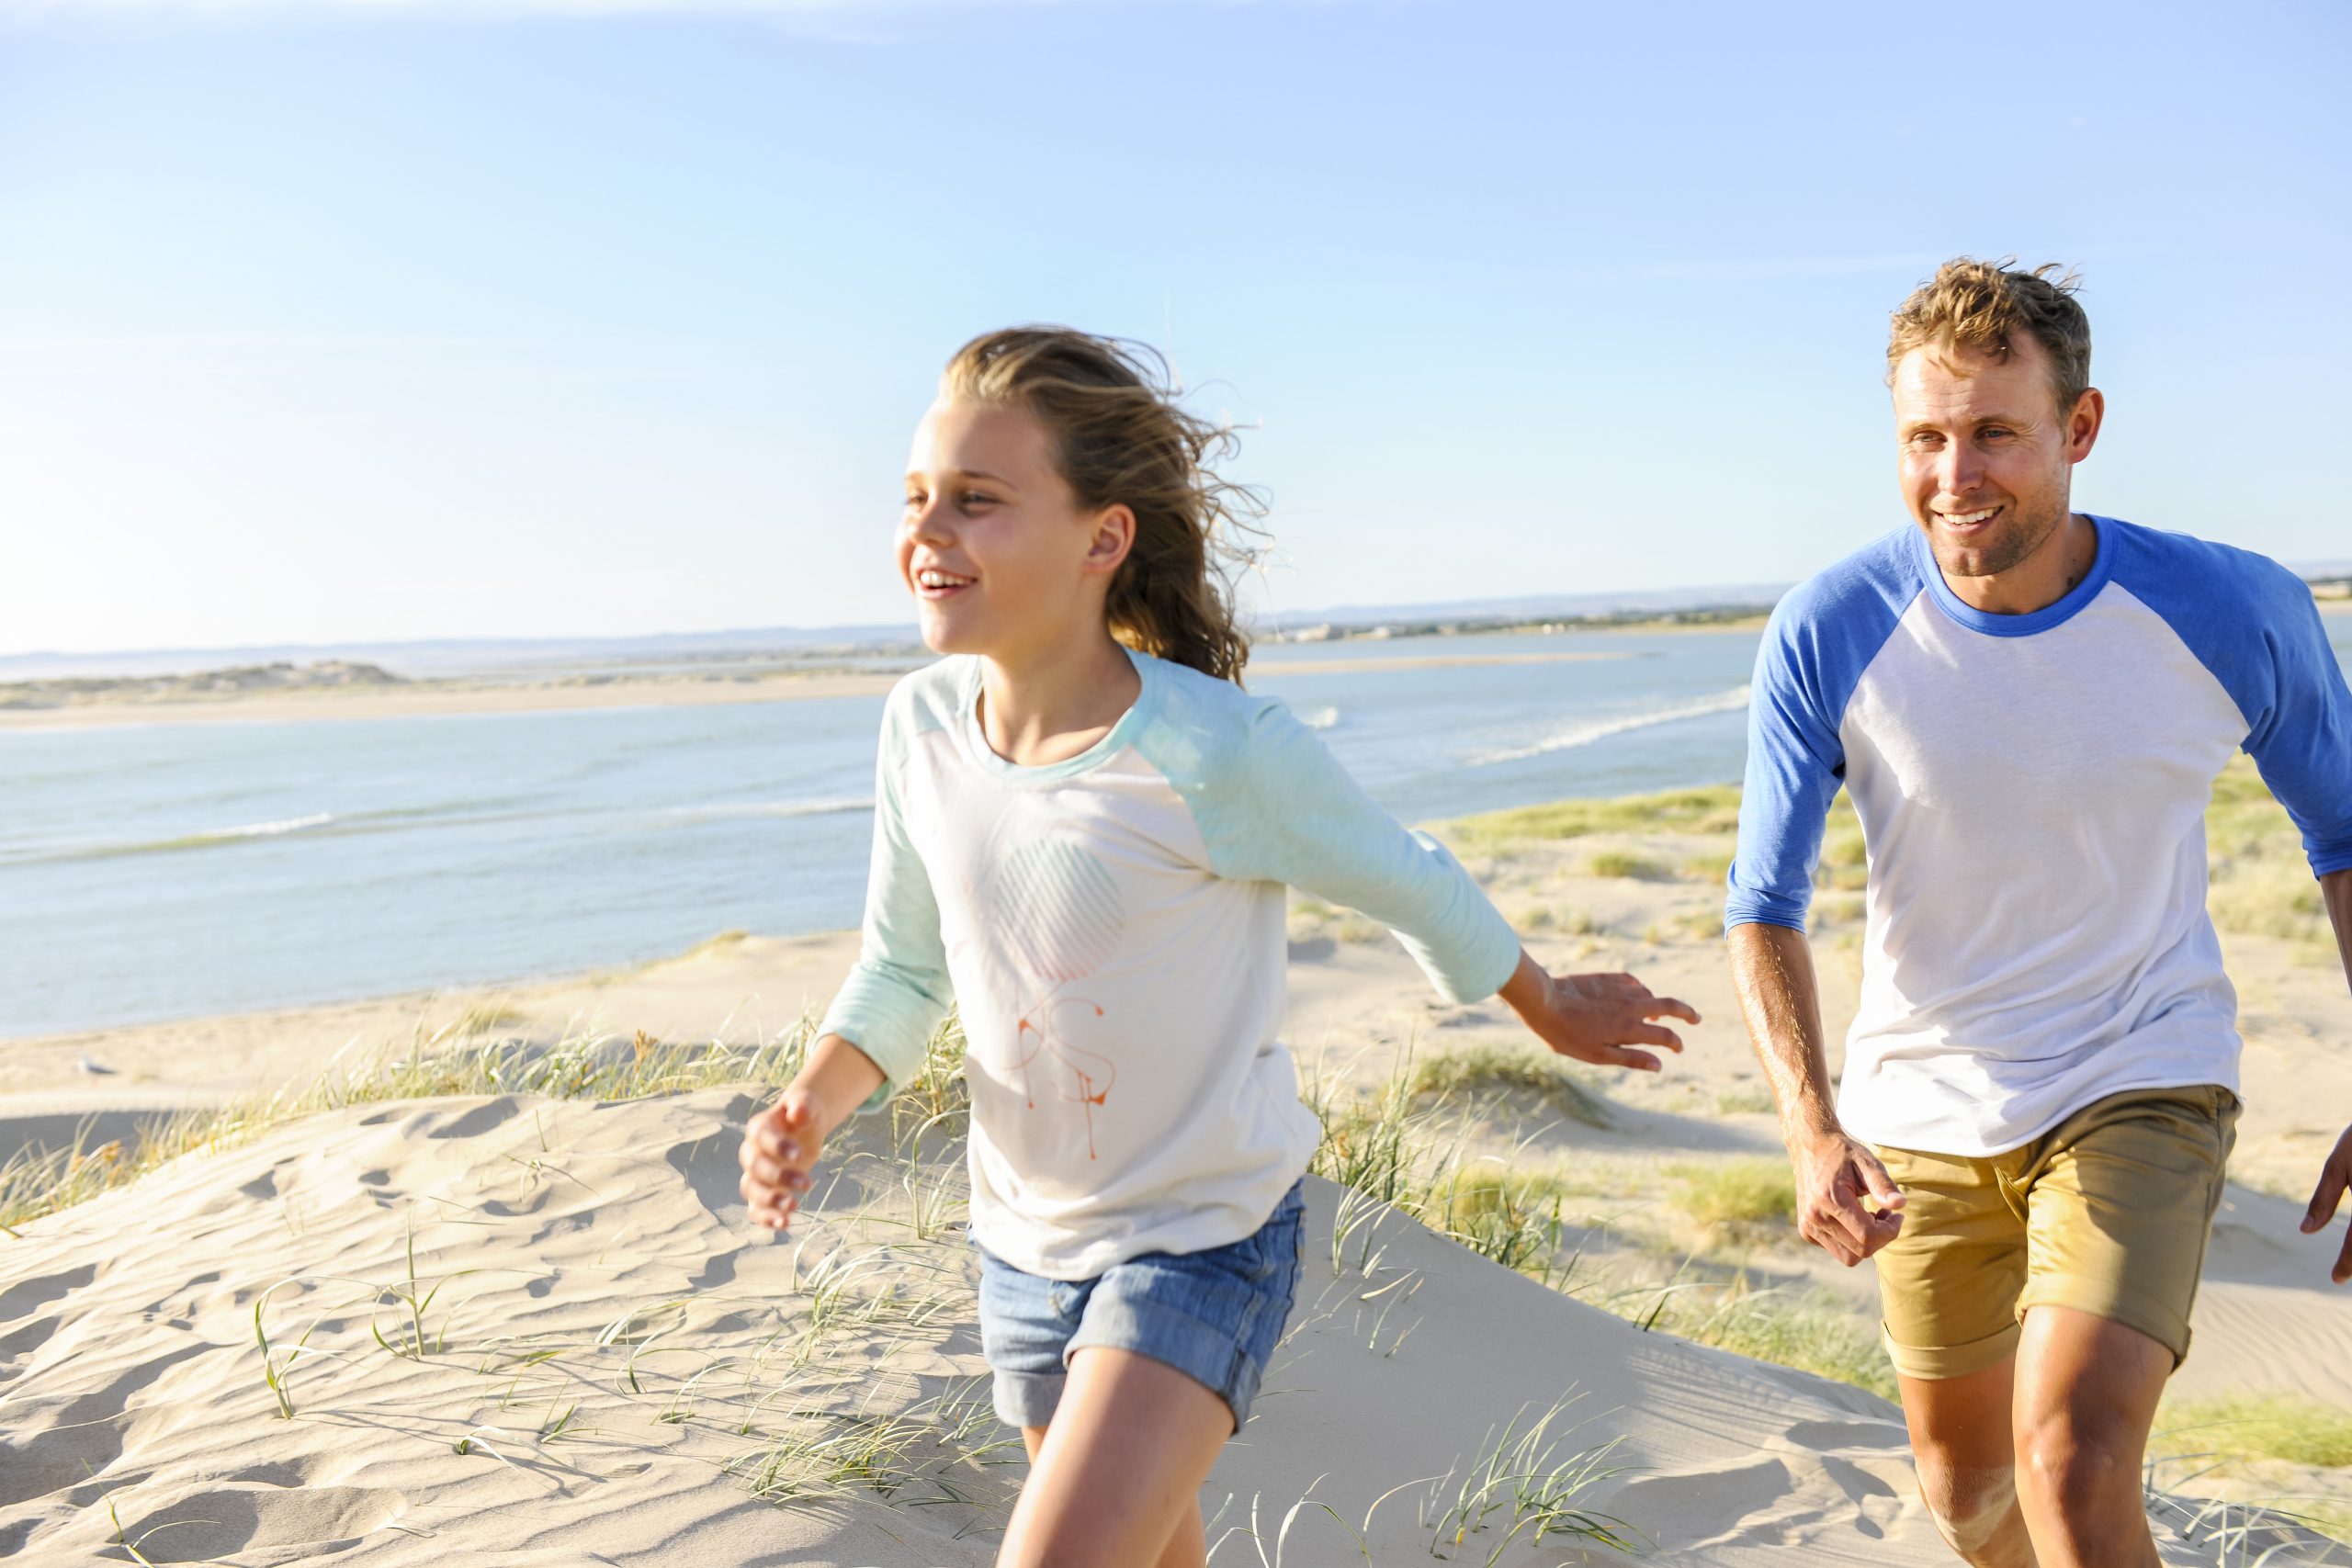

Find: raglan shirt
[1728,517,2352,1156]
[821,647,1522,1280]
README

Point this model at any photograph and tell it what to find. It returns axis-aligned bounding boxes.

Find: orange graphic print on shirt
[983,835,1127,1160]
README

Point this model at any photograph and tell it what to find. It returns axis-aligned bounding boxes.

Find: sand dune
[6,1082,2338,1563]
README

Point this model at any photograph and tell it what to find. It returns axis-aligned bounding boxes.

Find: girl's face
[899,397,1130,662]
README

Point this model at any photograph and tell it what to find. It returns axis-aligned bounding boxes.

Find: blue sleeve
[2114,525,2352,877]
[1726,536,1917,933]
[1145,681,1521,1005]
[818,690,955,1112]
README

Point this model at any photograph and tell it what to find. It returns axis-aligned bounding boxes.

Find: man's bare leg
[1001,1348,1227,1568]
[1899,1357,2037,1567]
[2009,1306,2173,1568]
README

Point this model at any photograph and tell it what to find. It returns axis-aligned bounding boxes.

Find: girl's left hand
[1496,952,1699,1073]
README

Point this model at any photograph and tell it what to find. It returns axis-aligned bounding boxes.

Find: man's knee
[2014,1400,2142,1517]
[1915,1454,2019,1554]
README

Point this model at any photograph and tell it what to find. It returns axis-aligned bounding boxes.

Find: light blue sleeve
[1142,670,1521,1005]
[818,690,954,1112]
[1725,534,1917,933]
[2112,523,2352,877]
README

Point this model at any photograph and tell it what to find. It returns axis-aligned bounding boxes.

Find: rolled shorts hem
[1078,1294,1269,1427]
[1882,1318,2020,1382]
[989,1367,1067,1429]
[2014,1283,2194,1369]
[986,1301,1269,1431]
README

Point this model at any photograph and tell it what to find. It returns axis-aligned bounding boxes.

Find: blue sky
[2,0,2346,654]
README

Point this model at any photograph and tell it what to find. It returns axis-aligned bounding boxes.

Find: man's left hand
[2302,1124,2352,1285]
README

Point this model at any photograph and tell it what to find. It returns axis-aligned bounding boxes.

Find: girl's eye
[904,493,926,509]
[960,492,998,508]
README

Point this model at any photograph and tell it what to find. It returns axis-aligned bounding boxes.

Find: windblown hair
[1887,258,2093,418]
[941,327,1263,683]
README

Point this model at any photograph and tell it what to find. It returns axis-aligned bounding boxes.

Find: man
[1724,257,2352,1568]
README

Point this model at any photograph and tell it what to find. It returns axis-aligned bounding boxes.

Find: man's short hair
[1887,258,2093,418]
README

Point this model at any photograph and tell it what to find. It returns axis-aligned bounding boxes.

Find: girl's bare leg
[1001,1348,1227,1568]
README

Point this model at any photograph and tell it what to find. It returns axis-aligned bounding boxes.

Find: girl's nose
[909,499,955,545]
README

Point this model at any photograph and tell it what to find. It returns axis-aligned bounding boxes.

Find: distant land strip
[6,595,2338,733]
[0,646,1645,732]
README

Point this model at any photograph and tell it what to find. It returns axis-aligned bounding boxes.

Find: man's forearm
[1726,921,1842,1140]
[2326,868,2352,997]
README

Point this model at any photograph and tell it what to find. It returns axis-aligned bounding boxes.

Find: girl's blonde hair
[941,327,1262,683]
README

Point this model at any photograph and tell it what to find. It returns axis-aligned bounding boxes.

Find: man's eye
[1980,427,2011,440]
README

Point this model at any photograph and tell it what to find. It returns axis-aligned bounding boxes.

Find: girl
[737,328,1697,1568]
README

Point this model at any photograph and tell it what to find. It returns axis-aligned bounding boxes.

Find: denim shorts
[974,1181,1306,1433]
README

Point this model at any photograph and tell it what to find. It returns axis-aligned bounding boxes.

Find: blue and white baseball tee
[1728,516,2352,1156]
[822,647,1522,1280]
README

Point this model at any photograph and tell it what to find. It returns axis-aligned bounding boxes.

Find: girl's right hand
[739,1087,833,1232]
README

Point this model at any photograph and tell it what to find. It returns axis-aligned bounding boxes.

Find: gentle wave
[662,796,875,823]
[1467,685,1751,765]
[4,793,879,870]
[194,812,336,841]
[1299,705,1340,731]
[5,812,345,866]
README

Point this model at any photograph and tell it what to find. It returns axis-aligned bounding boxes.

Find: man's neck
[1943,512,2099,616]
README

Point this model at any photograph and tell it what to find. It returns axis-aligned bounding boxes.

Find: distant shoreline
[3,599,2335,735]
[0,637,1684,734]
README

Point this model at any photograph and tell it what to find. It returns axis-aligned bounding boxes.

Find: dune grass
[1306,1058,1584,1285]
[1812,795,1869,892]
[1713,1084,1778,1116]
[1423,1393,1636,1562]
[1671,1159,1795,1230]
[2203,757,2335,945]
[2165,1394,2352,1470]
[1682,851,1734,884]
[0,1014,833,1236]
[1306,1051,1905,1403]
[1408,1043,1612,1130]
[1442,784,1741,856]
[1666,1281,1898,1402]
[1586,851,1673,882]
[1,1005,974,1240]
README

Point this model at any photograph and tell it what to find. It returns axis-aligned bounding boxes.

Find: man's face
[1893,333,2099,582]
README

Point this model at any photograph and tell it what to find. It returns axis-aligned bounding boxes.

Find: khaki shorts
[1871,1084,2239,1382]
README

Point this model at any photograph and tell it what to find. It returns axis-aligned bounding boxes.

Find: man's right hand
[1790,1125,1905,1266]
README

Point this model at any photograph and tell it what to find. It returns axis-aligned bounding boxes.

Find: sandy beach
[5,776,2349,1562]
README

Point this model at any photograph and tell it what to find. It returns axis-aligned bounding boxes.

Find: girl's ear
[1082,504,1136,578]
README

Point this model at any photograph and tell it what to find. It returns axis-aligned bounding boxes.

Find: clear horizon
[4,0,2346,657]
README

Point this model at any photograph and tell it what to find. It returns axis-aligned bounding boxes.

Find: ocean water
[6,615,2347,1039]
